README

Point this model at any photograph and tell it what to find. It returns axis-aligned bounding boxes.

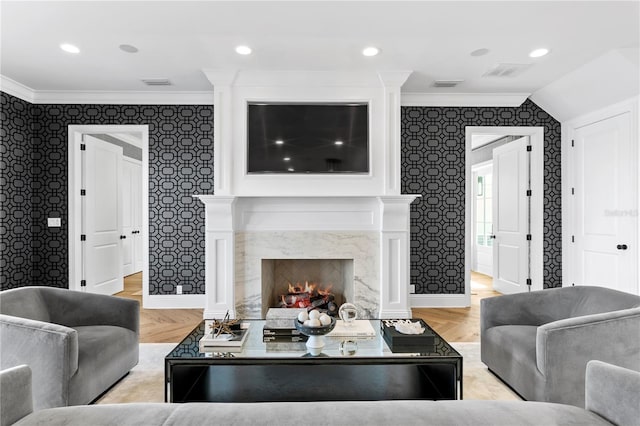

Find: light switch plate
[48,218,61,227]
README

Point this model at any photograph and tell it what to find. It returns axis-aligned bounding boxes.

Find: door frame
[465,126,545,300]
[68,125,149,296]
[471,160,493,276]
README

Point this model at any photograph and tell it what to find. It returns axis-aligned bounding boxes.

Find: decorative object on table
[294,310,337,356]
[263,308,307,341]
[339,339,358,356]
[338,303,358,325]
[326,319,376,337]
[199,312,250,352]
[380,319,435,353]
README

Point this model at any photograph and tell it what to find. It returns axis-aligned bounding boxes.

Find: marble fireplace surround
[197,195,418,319]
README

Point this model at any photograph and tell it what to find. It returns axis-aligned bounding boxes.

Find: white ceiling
[1,1,638,95]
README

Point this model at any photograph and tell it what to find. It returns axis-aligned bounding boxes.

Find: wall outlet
[409,284,416,294]
[176,285,183,295]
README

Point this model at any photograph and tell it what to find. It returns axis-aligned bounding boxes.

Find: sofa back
[0,287,50,323]
[569,286,640,318]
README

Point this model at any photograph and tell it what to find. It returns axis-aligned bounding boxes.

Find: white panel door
[492,136,530,294]
[83,135,124,295]
[122,158,142,276]
[573,112,637,294]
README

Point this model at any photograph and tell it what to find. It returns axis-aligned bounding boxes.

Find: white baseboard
[142,294,206,309]
[410,293,470,308]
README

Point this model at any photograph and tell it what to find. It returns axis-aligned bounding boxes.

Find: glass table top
[166,319,462,361]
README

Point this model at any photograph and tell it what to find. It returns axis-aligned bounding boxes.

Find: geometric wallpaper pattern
[1,91,214,294]
[1,91,560,295]
[0,93,34,290]
[401,99,562,293]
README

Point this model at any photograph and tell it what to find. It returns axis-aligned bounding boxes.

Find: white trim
[0,75,35,102]
[465,126,545,296]
[410,294,469,308]
[401,92,530,107]
[0,75,214,104]
[68,125,150,306]
[144,294,206,309]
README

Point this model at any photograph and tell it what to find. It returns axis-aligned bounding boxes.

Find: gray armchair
[0,286,139,410]
[481,285,640,408]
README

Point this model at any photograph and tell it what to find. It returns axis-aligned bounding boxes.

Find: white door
[473,165,493,276]
[83,135,124,295]
[572,112,637,294]
[122,158,142,276]
[492,136,530,294]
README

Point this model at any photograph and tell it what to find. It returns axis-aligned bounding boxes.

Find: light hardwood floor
[117,272,499,343]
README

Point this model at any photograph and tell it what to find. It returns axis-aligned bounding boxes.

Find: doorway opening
[68,125,149,300]
[465,127,544,299]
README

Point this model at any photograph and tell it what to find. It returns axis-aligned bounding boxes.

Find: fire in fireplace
[278,281,339,315]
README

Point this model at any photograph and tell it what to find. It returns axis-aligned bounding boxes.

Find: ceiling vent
[482,63,532,78]
[141,78,172,86]
[433,79,464,88]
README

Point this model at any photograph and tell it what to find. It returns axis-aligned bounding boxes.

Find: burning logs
[278,281,338,316]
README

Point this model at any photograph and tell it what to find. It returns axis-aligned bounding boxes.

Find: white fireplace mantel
[196,195,419,319]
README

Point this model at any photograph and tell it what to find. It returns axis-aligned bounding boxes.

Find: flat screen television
[247,102,369,174]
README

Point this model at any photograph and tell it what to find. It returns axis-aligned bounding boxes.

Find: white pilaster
[202,70,237,196]
[196,195,237,319]
[378,71,412,195]
[378,195,419,318]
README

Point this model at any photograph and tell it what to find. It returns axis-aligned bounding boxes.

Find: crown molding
[401,92,530,107]
[0,75,214,105]
[0,76,35,103]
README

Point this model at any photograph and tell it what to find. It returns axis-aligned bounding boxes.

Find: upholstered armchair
[481,285,640,408]
[0,286,139,410]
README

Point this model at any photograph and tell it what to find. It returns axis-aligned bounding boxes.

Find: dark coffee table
[165,319,462,403]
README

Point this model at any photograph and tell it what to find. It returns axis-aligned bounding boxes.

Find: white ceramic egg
[319,314,332,325]
[303,319,312,326]
[308,318,321,327]
[297,311,309,322]
[308,310,321,320]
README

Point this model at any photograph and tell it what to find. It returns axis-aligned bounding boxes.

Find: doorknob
[120,235,127,240]
[489,235,496,239]
[616,244,628,250]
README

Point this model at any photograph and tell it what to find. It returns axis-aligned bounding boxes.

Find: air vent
[482,63,532,78]
[433,80,464,88]
[141,78,172,86]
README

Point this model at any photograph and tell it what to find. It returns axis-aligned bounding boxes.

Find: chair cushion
[482,325,544,401]
[68,326,138,405]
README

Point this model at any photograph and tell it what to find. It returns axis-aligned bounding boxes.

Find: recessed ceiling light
[119,44,139,53]
[529,48,550,58]
[235,45,252,55]
[470,48,490,57]
[275,140,284,145]
[283,157,291,161]
[334,140,343,145]
[60,43,80,54]
[362,46,379,57]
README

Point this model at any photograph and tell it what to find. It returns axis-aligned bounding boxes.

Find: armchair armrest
[535,308,640,405]
[586,360,640,426]
[44,289,139,335]
[481,287,575,332]
[0,365,33,426]
[0,314,79,409]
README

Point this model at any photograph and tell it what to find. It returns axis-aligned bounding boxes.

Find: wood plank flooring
[117,272,500,343]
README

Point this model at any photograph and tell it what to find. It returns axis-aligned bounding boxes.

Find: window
[476,174,493,247]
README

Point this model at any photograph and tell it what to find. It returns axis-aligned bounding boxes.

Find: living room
[1,1,639,425]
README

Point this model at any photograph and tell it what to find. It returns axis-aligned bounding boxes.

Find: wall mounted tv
[247,102,369,174]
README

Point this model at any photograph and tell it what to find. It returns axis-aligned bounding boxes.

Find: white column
[196,195,237,319]
[378,71,412,196]
[202,70,237,196]
[378,195,419,318]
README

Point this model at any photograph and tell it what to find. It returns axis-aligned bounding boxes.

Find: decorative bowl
[294,316,337,336]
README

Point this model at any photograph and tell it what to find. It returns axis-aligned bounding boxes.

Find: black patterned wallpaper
[1,92,214,294]
[1,92,560,296]
[1,93,34,289]
[401,99,562,293]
